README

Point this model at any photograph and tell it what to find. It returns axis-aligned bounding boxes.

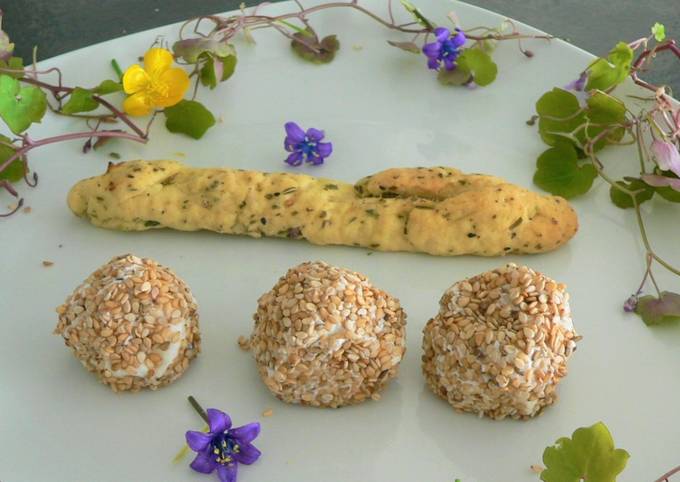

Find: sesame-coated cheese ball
[249,261,407,408]
[422,264,580,420]
[55,254,200,392]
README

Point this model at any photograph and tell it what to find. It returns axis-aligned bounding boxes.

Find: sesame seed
[422,263,579,420]
[249,261,406,408]
[54,254,201,392]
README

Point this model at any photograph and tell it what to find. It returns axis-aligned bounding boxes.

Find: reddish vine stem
[17,76,148,139]
[655,465,680,482]
[630,40,680,93]
[0,130,147,176]
[583,120,680,279]
[184,0,552,44]
[92,95,147,139]
[0,175,24,216]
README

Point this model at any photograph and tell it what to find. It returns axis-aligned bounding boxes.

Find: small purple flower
[284,121,333,167]
[623,294,638,312]
[650,139,680,177]
[422,27,466,71]
[186,408,261,482]
[565,71,588,92]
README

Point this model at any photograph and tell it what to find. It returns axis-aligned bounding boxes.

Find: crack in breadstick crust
[67,160,578,256]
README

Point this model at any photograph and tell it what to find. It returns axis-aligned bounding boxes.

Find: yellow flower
[122,48,190,116]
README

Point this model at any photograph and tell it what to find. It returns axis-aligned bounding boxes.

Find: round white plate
[1,1,678,481]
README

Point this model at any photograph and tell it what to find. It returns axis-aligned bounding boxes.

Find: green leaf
[456,48,498,86]
[61,80,121,115]
[199,53,237,89]
[92,79,122,95]
[541,422,630,482]
[585,42,633,91]
[0,135,24,182]
[164,100,215,140]
[534,143,597,198]
[536,88,587,147]
[535,89,626,151]
[0,74,47,134]
[437,67,472,86]
[478,38,498,55]
[399,0,435,29]
[609,178,654,208]
[651,22,666,42]
[200,54,218,89]
[61,87,99,114]
[635,291,680,326]
[585,90,627,149]
[218,55,237,82]
[173,38,236,64]
[586,90,626,124]
[291,28,339,64]
[0,56,24,79]
[655,184,680,202]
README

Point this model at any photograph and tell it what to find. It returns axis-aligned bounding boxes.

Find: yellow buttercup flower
[122,48,190,116]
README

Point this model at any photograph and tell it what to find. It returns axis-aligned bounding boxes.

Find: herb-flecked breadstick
[67,160,578,256]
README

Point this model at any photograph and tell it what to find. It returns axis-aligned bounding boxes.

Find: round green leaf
[173,38,236,64]
[536,88,586,147]
[651,22,666,42]
[291,29,340,64]
[533,143,597,198]
[541,422,630,482]
[635,291,680,326]
[200,53,238,89]
[0,74,47,134]
[0,56,24,79]
[655,185,680,202]
[456,48,498,86]
[61,87,99,114]
[437,67,472,86]
[609,178,654,209]
[219,55,237,82]
[585,90,627,148]
[164,100,215,140]
[585,42,633,91]
[92,79,123,95]
[0,135,24,182]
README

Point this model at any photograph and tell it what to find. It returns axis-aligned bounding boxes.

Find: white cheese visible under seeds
[422,263,580,420]
[248,261,407,408]
[55,254,201,392]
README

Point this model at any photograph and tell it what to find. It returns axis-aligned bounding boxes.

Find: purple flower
[284,121,333,166]
[623,294,638,312]
[565,71,588,92]
[422,27,466,71]
[186,408,261,482]
[650,139,680,177]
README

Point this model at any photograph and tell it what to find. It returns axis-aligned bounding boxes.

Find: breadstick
[67,160,578,256]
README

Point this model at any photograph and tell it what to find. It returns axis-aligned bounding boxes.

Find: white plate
[1,1,678,481]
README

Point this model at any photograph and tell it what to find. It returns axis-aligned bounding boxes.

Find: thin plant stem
[188,396,209,424]
[654,465,680,482]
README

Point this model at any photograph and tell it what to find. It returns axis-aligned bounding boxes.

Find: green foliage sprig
[530,24,680,325]
[536,422,678,482]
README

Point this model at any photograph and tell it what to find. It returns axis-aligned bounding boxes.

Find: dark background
[3,0,679,92]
